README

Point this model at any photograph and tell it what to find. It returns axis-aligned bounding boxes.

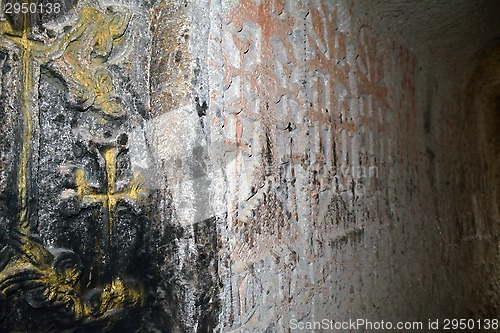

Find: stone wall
[186,0,499,331]
[0,0,499,331]
[203,0,439,330]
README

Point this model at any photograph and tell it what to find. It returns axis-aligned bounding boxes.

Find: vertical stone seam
[206,0,230,331]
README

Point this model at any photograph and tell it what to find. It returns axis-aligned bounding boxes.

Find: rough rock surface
[0,0,499,332]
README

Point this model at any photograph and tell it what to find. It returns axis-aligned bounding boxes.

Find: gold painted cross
[2,5,131,233]
[75,147,145,242]
[0,6,146,321]
[0,11,45,232]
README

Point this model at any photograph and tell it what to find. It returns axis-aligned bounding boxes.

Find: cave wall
[201,0,444,329]
[190,0,500,330]
[0,0,499,332]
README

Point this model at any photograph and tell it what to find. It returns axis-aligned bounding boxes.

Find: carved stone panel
[0,1,222,332]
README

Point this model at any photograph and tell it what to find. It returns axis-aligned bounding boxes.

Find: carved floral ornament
[0,0,148,329]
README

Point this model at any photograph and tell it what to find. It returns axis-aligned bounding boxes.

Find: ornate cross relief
[75,147,146,243]
[0,1,150,330]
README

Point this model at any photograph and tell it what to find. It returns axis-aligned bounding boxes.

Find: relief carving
[0,2,149,330]
[48,4,130,117]
[74,146,146,242]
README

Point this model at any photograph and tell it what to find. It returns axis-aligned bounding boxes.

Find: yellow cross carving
[75,147,145,242]
[0,11,43,232]
[1,6,130,232]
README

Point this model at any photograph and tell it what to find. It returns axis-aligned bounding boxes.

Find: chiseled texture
[174,0,500,331]
[0,0,499,331]
[355,0,500,54]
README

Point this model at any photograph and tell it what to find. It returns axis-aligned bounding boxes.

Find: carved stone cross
[0,4,148,328]
[0,13,42,232]
[75,147,145,242]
